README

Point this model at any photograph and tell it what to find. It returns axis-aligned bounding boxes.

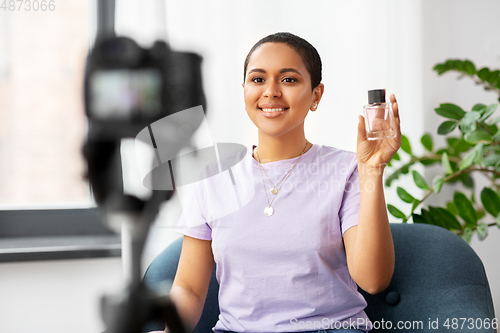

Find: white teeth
[261,108,286,112]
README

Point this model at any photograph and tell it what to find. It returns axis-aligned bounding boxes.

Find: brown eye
[251,77,264,83]
[283,77,297,83]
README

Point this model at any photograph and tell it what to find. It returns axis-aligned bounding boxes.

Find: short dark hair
[243,32,322,90]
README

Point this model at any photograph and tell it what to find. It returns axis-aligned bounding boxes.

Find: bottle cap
[368,89,386,104]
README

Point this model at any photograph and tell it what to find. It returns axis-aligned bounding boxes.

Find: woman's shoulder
[317,144,357,164]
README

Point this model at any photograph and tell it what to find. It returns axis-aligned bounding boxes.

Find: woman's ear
[309,84,325,111]
[313,83,325,105]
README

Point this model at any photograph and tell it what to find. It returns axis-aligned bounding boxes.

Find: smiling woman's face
[243,42,321,139]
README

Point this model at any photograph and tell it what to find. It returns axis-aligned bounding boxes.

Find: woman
[167,32,400,333]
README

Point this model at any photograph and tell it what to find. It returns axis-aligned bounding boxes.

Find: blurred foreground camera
[84,36,206,139]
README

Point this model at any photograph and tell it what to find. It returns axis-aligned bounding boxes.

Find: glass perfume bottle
[363,89,396,140]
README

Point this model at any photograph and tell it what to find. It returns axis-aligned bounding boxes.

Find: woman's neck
[253,138,313,164]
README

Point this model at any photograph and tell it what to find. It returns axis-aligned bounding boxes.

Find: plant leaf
[463,60,476,75]
[449,138,473,155]
[493,130,500,142]
[479,103,498,122]
[458,111,481,133]
[447,137,459,148]
[488,115,500,125]
[432,176,444,193]
[435,103,466,120]
[420,158,438,166]
[477,67,491,81]
[476,222,489,241]
[392,150,400,161]
[471,103,487,114]
[461,227,473,244]
[397,186,417,204]
[441,152,453,175]
[436,207,462,230]
[457,142,474,155]
[385,164,409,187]
[410,200,420,213]
[436,148,451,156]
[412,170,429,190]
[459,149,477,170]
[483,154,500,167]
[474,143,484,166]
[480,187,500,217]
[420,134,433,152]
[488,70,500,86]
[438,121,457,135]
[412,213,425,224]
[429,206,462,230]
[452,60,464,71]
[489,123,498,135]
[453,191,478,227]
[434,63,452,75]
[464,128,493,144]
[446,201,458,216]
[426,207,444,228]
[387,204,406,220]
[460,173,474,188]
[476,209,486,220]
[400,135,412,155]
[421,209,436,225]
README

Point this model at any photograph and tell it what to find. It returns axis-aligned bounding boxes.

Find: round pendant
[264,206,274,216]
[270,187,278,195]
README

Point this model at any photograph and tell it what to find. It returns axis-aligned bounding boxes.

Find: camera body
[84,36,206,139]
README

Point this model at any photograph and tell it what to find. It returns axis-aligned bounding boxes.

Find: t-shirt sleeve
[174,179,212,241]
[339,156,361,235]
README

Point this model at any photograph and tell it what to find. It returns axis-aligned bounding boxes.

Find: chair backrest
[142,223,496,333]
[360,223,495,332]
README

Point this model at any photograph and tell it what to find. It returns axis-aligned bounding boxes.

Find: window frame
[0,0,123,263]
[0,207,121,262]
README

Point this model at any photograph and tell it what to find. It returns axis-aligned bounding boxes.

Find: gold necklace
[255,142,308,216]
[256,143,309,195]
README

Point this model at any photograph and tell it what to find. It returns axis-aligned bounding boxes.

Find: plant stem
[467,166,500,178]
[485,173,500,192]
[403,166,500,220]
[467,74,500,96]
[455,222,498,236]
[386,154,462,185]
[478,122,494,136]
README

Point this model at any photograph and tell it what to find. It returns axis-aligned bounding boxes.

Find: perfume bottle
[363,89,396,140]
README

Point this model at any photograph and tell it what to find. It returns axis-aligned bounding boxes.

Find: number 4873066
[1,0,56,11]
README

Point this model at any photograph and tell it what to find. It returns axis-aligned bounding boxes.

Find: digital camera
[84,36,206,139]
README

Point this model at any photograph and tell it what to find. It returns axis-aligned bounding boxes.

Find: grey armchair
[142,223,496,333]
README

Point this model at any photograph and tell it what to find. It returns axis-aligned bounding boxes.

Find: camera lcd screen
[90,69,162,120]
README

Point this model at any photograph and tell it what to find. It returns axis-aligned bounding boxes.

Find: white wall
[0,258,121,333]
[421,0,500,318]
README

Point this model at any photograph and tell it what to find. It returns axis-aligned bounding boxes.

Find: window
[0,0,92,209]
[0,1,120,262]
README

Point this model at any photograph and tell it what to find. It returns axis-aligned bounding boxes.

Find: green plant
[385,59,500,244]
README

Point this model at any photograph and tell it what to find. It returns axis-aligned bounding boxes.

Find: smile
[260,108,287,118]
[261,108,287,112]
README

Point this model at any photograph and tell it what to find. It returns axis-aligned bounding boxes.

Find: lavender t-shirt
[175,143,372,332]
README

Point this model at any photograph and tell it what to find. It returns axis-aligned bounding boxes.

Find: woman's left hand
[356,94,401,175]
